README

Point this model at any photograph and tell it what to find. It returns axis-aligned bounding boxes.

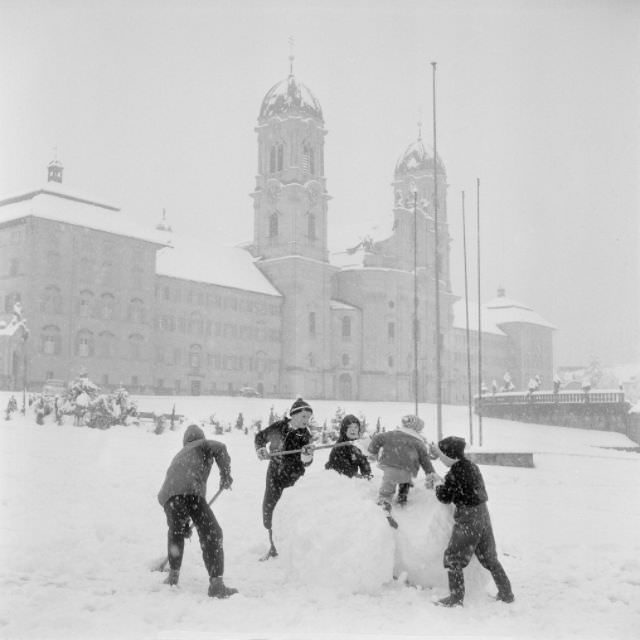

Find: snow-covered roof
[155,236,282,297]
[395,138,446,177]
[452,293,555,335]
[0,183,169,246]
[259,74,323,123]
[452,300,506,336]
[484,294,555,329]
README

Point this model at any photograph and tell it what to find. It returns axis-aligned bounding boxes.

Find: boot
[397,483,411,506]
[163,569,179,586]
[208,576,238,599]
[491,565,514,603]
[437,569,464,607]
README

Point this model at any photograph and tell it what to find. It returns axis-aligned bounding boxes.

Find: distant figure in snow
[325,414,372,479]
[491,380,498,395]
[157,422,237,598]
[255,397,314,560]
[553,374,562,394]
[367,414,440,510]
[434,436,514,607]
[5,395,18,420]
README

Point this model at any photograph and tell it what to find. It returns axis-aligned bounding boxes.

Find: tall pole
[461,191,473,445]
[476,178,483,446]
[413,188,419,416]
[431,61,442,441]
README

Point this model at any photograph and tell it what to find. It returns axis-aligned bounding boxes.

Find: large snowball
[274,469,489,599]
[274,471,395,594]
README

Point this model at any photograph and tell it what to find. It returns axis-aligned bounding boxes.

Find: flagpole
[413,187,419,416]
[461,191,473,444]
[431,61,442,442]
[476,178,483,447]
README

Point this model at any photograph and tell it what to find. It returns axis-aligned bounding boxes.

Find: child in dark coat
[255,397,315,559]
[325,414,371,478]
[434,436,514,607]
[157,422,237,598]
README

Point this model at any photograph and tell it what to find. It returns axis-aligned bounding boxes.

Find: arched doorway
[338,373,352,401]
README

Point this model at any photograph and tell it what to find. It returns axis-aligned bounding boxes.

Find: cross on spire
[288,35,295,75]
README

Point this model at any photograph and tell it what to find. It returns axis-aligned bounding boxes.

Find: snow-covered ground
[1,393,639,640]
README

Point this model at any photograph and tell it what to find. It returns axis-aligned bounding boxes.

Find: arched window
[128,298,144,323]
[100,293,116,320]
[78,290,94,317]
[76,330,94,357]
[269,142,284,173]
[269,212,278,238]
[189,344,202,369]
[342,316,351,339]
[97,331,116,358]
[342,353,350,366]
[303,143,314,175]
[40,285,62,315]
[128,333,144,360]
[388,322,395,339]
[388,355,394,368]
[41,325,61,355]
[307,213,316,240]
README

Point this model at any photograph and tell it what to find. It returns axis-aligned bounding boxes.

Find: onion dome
[394,138,445,177]
[258,74,323,123]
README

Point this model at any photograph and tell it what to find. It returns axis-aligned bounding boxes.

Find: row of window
[156,315,279,341]
[155,345,278,374]
[157,286,279,315]
[266,142,321,176]
[40,327,144,359]
[39,287,146,322]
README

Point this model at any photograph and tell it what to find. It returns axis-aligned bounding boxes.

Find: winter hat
[401,414,425,433]
[183,423,205,446]
[437,436,466,460]
[289,397,313,416]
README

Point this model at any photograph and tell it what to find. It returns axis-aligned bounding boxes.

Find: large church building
[0,66,554,402]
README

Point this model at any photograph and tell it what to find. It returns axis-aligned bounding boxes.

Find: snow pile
[276,472,395,594]
[275,469,487,597]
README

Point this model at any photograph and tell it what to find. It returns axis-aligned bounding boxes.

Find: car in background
[238,387,261,398]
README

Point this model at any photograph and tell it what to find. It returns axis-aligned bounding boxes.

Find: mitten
[256,447,270,461]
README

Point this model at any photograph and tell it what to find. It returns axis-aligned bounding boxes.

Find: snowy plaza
[1,393,639,639]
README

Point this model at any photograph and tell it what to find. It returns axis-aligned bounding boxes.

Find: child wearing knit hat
[434,436,514,607]
[367,414,441,512]
[254,397,314,560]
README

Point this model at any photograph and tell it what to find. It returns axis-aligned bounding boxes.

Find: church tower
[251,53,336,399]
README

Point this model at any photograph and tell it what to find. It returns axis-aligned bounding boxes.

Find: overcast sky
[1,0,638,368]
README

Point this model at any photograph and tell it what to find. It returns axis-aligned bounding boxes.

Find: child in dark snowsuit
[255,397,314,559]
[434,436,514,607]
[157,423,237,598]
[325,414,371,478]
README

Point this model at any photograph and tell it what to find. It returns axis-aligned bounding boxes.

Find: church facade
[0,67,554,401]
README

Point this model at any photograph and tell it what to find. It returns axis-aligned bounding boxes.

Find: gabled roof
[0,182,168,246]
[155,236,282,297]
[452,293,555,334]
[484,294,555,329]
